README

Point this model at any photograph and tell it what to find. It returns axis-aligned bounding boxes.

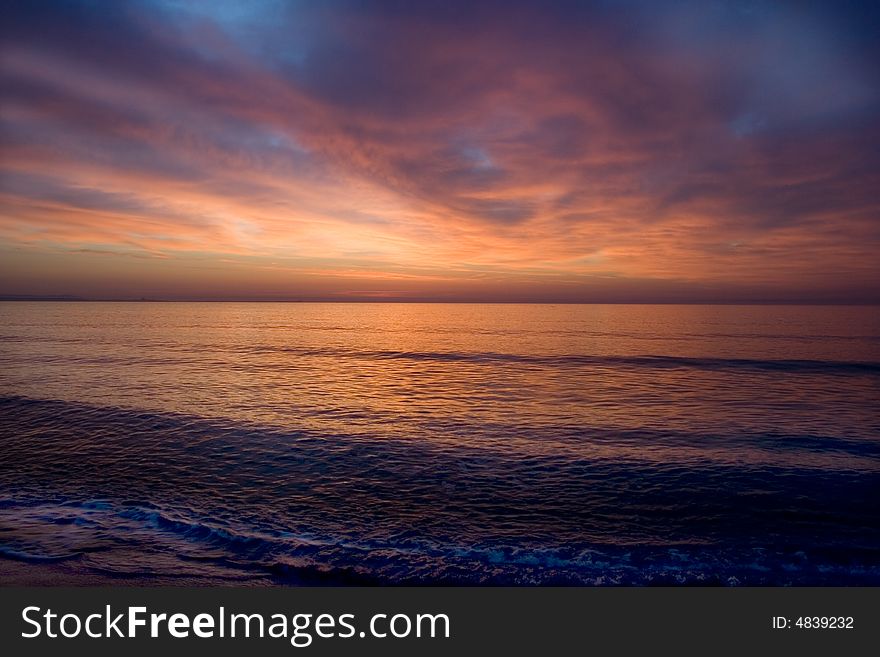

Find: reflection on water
[1,303,878,584]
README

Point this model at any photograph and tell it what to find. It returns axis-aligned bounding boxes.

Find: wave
[1,395,879,585]
[7,346,880,375]
[2,499,878,586]
[2,394,879,463]
[314,350,880,374]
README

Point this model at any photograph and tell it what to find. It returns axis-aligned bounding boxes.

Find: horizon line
[1,295,878,306]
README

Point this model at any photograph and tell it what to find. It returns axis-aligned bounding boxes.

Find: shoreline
[0,558,271,587]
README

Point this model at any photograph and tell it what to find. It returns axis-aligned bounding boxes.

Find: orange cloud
[1,1,878,301]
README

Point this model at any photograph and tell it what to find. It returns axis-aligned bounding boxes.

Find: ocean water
[0,302,878,585]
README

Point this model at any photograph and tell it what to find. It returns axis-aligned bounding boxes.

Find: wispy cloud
[1,0,878,301]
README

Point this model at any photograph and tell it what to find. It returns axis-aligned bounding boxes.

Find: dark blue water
[1,303,878,585]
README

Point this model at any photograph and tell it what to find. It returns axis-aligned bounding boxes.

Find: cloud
[1,0,878,301]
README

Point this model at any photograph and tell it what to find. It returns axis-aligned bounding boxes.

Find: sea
[1,302,878,585]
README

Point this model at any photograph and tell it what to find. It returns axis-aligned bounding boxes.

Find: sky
[1,0,878,302]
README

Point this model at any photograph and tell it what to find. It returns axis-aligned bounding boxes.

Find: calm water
[1,302,878,585]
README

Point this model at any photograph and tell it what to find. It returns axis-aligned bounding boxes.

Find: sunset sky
[1,0,878,302]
